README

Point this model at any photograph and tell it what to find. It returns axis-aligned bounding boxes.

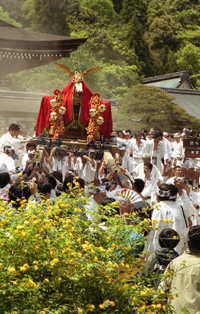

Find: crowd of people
[0,123,200,313]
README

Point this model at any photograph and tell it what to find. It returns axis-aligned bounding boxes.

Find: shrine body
[35,67,113,142]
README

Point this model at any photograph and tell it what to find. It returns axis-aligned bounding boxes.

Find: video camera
[34,146,44,167]
[111,153,121,174]
[54,146,71,157]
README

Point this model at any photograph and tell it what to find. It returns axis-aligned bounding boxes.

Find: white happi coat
[0,152,15,172]
[0,132,21,153]
[137,173,158,204]
[128,138,146,166]
[121,152,134,174]
[150,200,189,254]
[52,156,69,178]
[134,163,163,183]
[142,139,166,171]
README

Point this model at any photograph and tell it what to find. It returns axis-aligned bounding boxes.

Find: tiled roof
[143,71,194,89]
[0,19,87,77]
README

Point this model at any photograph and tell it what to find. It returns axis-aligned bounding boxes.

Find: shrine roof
[0,20,86,48]
[0,19,87,77]
[161,87,200,119]
[143,71,194,89]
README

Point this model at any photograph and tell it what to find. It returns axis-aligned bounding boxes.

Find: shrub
[0,189,172,314]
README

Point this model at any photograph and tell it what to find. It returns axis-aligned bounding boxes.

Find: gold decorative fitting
[86,93,106,142]
[49,89,66,139]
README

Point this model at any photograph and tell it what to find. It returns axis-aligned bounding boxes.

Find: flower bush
[0,189,173,314]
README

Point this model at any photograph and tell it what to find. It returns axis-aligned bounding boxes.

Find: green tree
[146,0,165,25]
[121,0,154,76]
[0,0,24,25]
[175,42,200,88]
[22,0,70,35]
[145,15,180,74]
[113,85,200,133]
[146,0,200,81]
[111,0,123,13]
[0,6,22,27]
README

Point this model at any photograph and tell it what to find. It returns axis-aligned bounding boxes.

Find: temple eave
[0,38,87,51]
[0,53,71,77]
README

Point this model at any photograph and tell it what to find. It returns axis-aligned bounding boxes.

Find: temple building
[143,71,200,119]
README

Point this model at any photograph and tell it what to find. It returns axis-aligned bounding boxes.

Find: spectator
[159,226,200,314]
[144,228,180,289]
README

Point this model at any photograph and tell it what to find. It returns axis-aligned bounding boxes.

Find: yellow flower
[160,290,165,294]
[156,303,162,309]
[34,265,38,271]
[33,261,38,265]
[94,256,98,262]
[90,304,95,311]
[110,301,115,306]
[20,266,26,272]
[53,258,59,264]
[11,311,17,314]
[99,304,104,309]
[5,189,9,193]
[78,309,83,314]
[8,267,16,274]
[44,278,49,283]
[39,311,46,314]
[12,281,18,285]
[140,291,146,296]
[18,172,22,177]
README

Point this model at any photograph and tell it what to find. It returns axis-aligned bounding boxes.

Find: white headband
[3,146,12,153]
[28,150,36,154]
[157,188,170,198]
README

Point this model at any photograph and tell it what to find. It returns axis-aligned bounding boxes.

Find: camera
[88,149,103,160]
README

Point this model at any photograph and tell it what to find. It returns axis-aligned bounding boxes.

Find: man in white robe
[0,146,16,172]
[0,124,24,153]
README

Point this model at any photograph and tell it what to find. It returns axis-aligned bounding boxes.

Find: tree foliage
[0,6,22,27]
[22,0,70,35]
[0,189,173,314]
[113,85,200,132]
